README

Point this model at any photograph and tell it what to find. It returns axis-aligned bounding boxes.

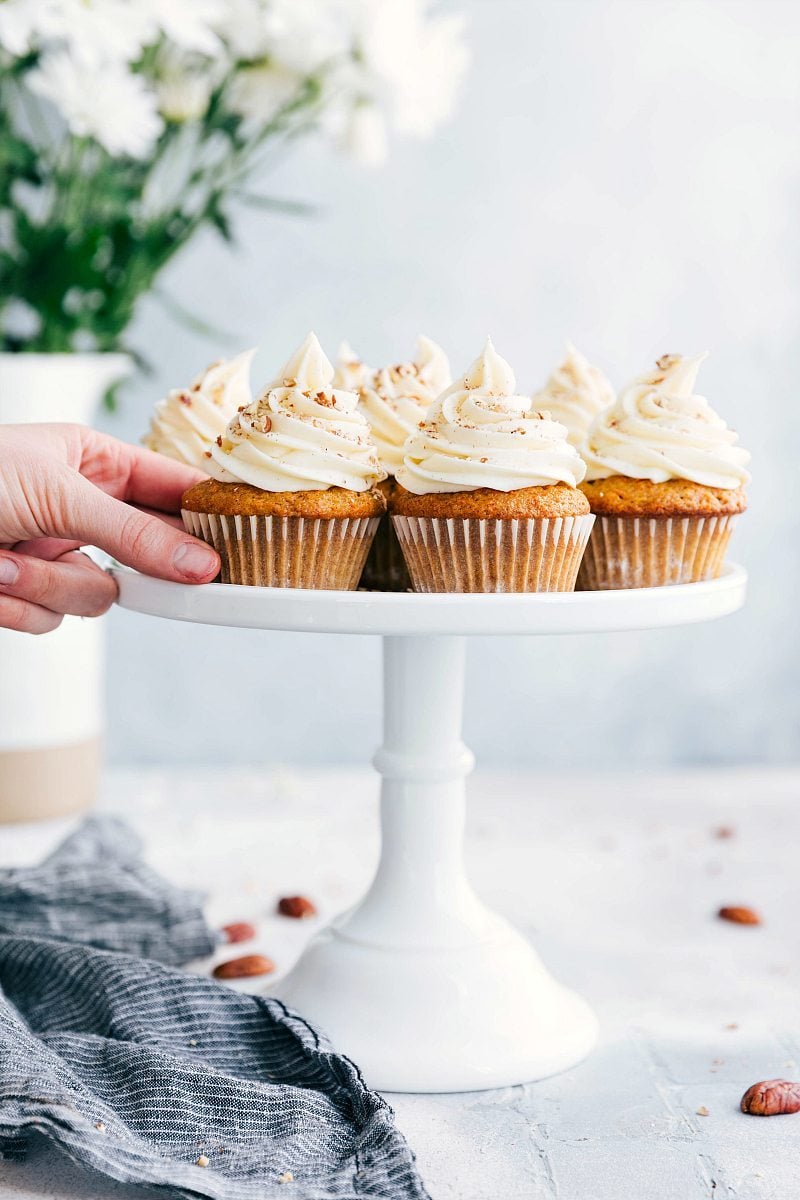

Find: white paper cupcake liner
[391,514,595,593]
[578,514,738,590]
[182,510,380,589]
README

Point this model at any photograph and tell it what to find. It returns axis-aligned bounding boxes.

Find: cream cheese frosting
[357,336,452,474]
[332,341,372,392]
[144,349,255,471]
[582,353,751,488]
[396,338,587,495]
[533,343,614,447]
[209,332,385,492]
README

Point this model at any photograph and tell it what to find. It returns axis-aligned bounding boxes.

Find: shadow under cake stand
[112,564,747,1093]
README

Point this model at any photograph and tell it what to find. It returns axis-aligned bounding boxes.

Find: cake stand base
[277,917,598,1093]
[274,635,597,1092]
[111,564,747,1094]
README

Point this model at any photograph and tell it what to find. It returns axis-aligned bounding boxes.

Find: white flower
[228,62,306,125]
[156,55,216,124]
[266,0,350,73]
[0,0,154,67]
[141,0,224,57]
[340,103,389,167]
[356,0,470,138]
[28,52,163,159]
[0,0,223,66]
[157,73,213,122]
[0,0,43,56]
[212,0,273,61]
[213,0,344,69]
[154,42,226,124]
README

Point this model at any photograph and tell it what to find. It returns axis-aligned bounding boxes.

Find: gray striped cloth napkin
[0,818,428,1200]
[0,817,217,964]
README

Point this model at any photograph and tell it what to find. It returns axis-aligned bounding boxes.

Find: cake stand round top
[110,562,747,636]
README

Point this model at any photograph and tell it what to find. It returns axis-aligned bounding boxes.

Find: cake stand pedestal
[112,565,746,1092]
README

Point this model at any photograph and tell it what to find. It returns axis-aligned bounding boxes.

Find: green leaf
[208,203,234,242]
[233,192,316,217]
[102,381,121,412]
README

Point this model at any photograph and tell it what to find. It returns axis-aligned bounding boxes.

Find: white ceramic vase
[0,352,129,823]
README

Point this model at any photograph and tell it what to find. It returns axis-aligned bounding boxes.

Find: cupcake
[532,343,614,448]
[181,333,386,588]
[338,336,451,591]
[578,353,750,590]
[143,348,255,470]
[392,338,593,593]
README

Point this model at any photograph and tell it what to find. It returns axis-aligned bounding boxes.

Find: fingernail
[172,542,218,581]
[0,558,19,585]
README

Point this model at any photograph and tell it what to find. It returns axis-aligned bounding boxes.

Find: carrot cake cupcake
[578,353,750,589]
[338,336,451,590]
[532,343,614,448]
[392,338,593,592]
[144,348,255,470]
[181,332,386,588]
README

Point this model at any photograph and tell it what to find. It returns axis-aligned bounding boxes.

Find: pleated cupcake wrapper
[391,514,595,593]
[359,514,412,592]
[182,510,380,589]
[577,514,738,591]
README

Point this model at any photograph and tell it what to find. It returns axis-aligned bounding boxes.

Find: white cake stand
[112,564,747,1093]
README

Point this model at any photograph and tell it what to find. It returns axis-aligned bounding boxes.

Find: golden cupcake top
[143,349,255,471]
[182,477,386,519]
[532,343,614,448]
[392,481,590,519]
[396,338,587,495]
[580,475,748,517]
[209,332,386,493]
[354,336,452,475]
[582,353,751,488]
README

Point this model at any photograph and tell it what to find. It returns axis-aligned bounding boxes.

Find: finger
[0,550,118,617]
[132,507,187,531]
[13,508,185,561]
[79,431,209,512]
[57,471,219,583]
[0,593,63,635]
[10,537,84,561]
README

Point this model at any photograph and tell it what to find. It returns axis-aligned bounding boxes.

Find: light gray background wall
[104,0,799,768]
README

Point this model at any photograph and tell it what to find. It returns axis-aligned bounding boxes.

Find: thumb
[58,470,219,583]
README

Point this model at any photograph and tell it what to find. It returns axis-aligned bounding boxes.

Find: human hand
[0,423,220,633]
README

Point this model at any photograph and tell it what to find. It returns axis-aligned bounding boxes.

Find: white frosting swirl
[396,338,587,494]
[209,332,385,492]
[144,349,254,471]
[582,353,751,488]
[533,343,614,447]
[332,341,372,391]
[357,336,451,474]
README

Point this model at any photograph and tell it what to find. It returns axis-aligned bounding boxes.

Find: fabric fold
[0,816,217,965]
[0,819,428,1200]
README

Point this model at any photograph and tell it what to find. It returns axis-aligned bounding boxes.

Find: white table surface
[1,765,799,1199]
